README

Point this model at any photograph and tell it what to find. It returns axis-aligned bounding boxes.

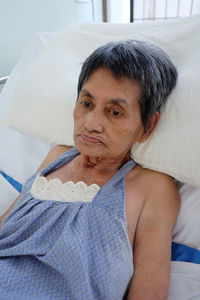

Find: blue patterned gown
[0,147,135,300]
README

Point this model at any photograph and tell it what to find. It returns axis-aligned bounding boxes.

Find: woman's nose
[85,111,104,133]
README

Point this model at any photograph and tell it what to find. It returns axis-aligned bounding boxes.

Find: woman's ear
[138,112,160,143]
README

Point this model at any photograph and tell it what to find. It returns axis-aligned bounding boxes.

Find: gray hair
[77,40,177,132]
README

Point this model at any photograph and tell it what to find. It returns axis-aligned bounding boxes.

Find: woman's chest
[42,161,141,251]
[45,162,113,188]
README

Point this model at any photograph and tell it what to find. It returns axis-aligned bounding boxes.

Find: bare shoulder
[0,145,72,226]
[48,145,72,158]
[126,164,180,218]
[127,164,179,195]
[126,165,180,300]
[37,145,72,171]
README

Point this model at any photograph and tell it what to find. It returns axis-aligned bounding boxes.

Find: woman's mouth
[81,134,101,143]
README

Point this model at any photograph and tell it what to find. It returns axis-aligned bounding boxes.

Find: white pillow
[0,31,57,118]
[0,16,200,186]
[173,183,200,250]
[0,32,56,183]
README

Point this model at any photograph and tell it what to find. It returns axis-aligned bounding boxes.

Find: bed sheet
[0,126,54,216]
[0,126,54,184]
[173,183,200,250]
[168,261,200,300]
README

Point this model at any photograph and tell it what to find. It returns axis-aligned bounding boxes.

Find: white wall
[0,0,102,77]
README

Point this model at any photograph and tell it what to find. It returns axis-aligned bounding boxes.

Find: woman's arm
[127,173,180,300]
[0,145,71,227]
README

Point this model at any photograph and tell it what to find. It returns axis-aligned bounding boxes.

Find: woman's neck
[74,153,130,173]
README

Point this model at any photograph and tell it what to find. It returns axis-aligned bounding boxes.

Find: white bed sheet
[173,183,200,250]
[168,261,200,300]
[0,126,54,184]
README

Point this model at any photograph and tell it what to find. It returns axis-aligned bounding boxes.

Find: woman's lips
[81,134,101,143]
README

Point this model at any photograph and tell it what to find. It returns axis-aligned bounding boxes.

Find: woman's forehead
[81,68,143,103]
[80,87,131,107]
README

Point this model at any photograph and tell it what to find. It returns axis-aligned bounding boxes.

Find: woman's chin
[74,140,105,157]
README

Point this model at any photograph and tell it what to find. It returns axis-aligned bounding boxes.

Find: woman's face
[73,68,146,160]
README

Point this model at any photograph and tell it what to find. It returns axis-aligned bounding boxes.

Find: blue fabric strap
[0,171,22,193]
[172,241,200,264]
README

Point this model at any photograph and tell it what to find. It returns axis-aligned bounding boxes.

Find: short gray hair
[77,40,177,132]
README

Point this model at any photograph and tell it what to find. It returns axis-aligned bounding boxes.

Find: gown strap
[92,158,136,218]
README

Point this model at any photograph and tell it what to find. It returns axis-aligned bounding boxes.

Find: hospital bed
[0,9,200,299]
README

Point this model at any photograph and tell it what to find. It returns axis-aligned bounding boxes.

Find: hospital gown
[0,147,135,300]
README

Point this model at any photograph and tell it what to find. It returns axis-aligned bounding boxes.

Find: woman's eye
[111,110,121,116]
[81,101,90,108]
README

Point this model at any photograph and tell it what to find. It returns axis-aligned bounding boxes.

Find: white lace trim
[30,174,100,203]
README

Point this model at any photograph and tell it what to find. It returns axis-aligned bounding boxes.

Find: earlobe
[138,112,160,143]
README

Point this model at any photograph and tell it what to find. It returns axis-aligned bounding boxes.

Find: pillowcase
[173,183,200,250]
[0,31,57,118]
[0,32,56,184]
[0,16,200,186]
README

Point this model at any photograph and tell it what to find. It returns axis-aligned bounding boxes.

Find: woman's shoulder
[126,163,180,205]
[37,145,72,172]
[125,164,180,235]
[127,163,175,187]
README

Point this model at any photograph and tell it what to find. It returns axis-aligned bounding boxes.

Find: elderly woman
[0,40,179,300]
